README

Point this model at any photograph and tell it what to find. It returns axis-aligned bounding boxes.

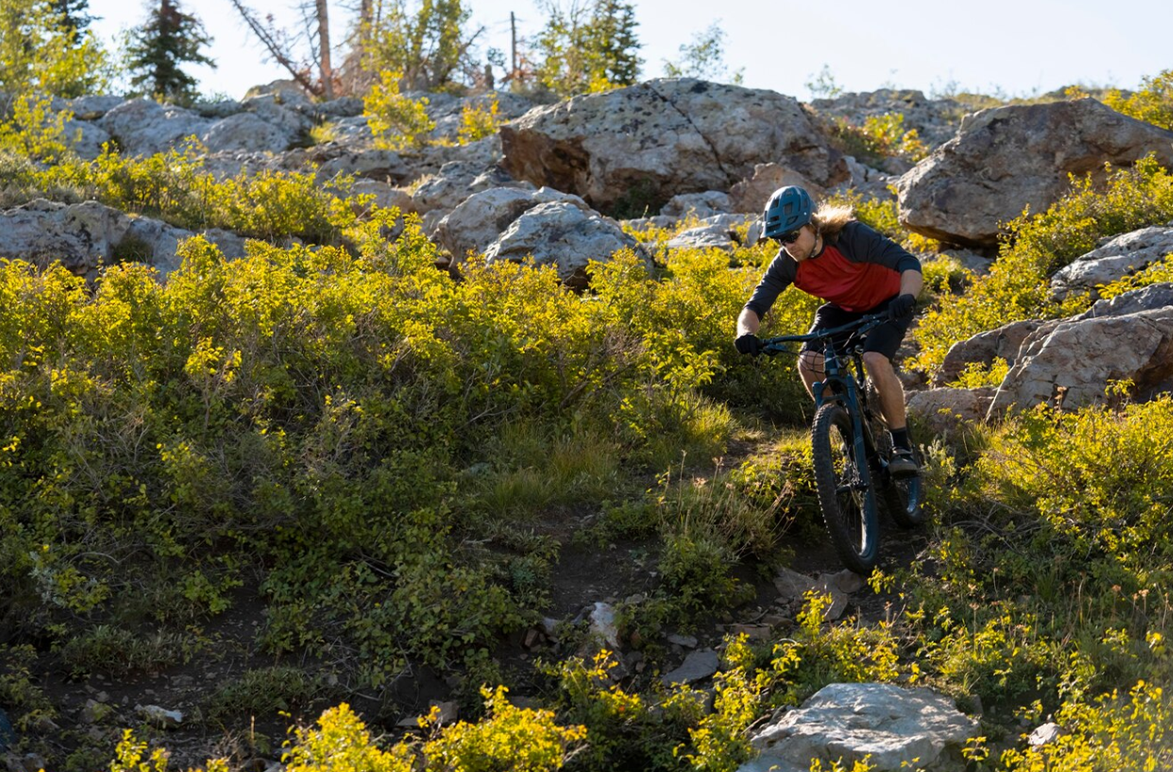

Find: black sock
[890,427,911,450]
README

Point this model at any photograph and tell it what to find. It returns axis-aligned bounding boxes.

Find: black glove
[887,293,917,322]
[735,333,763,356]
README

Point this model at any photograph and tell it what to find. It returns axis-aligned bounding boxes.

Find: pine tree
[533,0,641,96]
[124,0,215,104]
[584,0,639,87]
[51,0,94,34]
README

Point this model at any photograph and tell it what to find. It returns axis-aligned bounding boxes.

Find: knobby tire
[868,409,926,529]
[811,403,879,575]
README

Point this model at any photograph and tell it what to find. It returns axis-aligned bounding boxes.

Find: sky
[90,0,1171,102]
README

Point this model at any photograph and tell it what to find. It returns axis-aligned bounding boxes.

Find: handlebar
[760,312,889,356]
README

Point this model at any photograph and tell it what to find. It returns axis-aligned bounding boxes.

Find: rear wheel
[874,424,926,528]
[811,403,879,574]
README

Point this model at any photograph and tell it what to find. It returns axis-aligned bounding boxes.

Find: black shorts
[800,296,912,361]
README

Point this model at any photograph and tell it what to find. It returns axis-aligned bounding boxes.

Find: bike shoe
[888,447,920,478]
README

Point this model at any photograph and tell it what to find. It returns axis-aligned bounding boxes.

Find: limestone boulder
[741,683,978,772]
[988,305,1173,417]
[61,95,125,121]
[98,98,213,156]
[897,99,1173,247]
[908,387,996,437]
[811,89,964,150]
[1075,282,1173,321]
[728,163,822,214]
[1050,226,1173,300]
[314,149,410,185]
[483,201,649,286]
[0,199,244,280]
[664,214,756,252]
[202,112,296,153]
[501,78,848,214]
[660,191,731,219]
[66,118,113,160]
[935,320,1048,386]
[426,91,536,143]
[433,186,584,261]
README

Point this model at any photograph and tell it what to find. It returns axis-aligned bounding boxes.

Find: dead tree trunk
[315,0,333,99]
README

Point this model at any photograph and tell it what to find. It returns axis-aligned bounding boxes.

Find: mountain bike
[762,314,925,574]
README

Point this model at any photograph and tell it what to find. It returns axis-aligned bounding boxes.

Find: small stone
[666,633,698,649]
[774,567,816,601]
[588,602,622,650]
[430,700,459,726]
[823,569,865,594]
[80,700,110,724]
[728,624,772,641]
[170,676,194,689]
[135,704,183,728]
[1028,722,1064,747]
[524,628,543,649]
[661,650,720,686]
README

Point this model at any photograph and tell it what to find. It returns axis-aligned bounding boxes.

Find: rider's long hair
[812,203,855,244]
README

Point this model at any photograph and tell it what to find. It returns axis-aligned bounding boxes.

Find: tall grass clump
[910,155,1173,375]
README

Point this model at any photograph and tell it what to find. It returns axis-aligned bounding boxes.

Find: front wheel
[811,403,879,574]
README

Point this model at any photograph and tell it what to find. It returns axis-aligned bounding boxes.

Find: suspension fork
[813,349,871,478]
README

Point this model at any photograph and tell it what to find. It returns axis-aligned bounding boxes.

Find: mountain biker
[734,185,923,477]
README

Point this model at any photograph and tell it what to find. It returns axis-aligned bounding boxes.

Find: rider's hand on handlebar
[887,294,917,322]
[735,333,764,357]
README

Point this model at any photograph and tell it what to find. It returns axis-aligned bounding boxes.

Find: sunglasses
[773,229,802,245]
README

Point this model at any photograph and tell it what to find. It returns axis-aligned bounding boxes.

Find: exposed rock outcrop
[483,201,649,286]
[988,305,1173,416]
[501,78,849,214]
[741,683,978,772]
[897,99,1173,247]
[433,186,584,262]
[1050,225,1173,300]
[0,199,244,280]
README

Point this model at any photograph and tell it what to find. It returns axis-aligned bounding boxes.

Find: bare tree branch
[228,0,323,96]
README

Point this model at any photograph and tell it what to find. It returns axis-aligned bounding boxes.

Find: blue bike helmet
[762,186,813,240]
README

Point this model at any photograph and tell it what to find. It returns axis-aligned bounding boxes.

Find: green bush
[910,155,1173,375]
[1104,69,1173,130]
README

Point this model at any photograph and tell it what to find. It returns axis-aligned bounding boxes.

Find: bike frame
[764,313,889,478]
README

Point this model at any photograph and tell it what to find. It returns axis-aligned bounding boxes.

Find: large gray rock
[1075,282,1173,321]
[61,95,125,121]
[433,186,582,261]
[811,89,964,150]
[0,199,244,280]
[988,306,1173,417]
[897,99,1173,248]
[661,650,720,686]
[1051,226,1173,300]
[741,683,978,772]
[501,78,848,214]
[908,387,996,436]
[483,201,648,286]
[202,112,295,154]
[935,320,1047,387]
[65,118,113,160]
[314,148,410,184]
[660,191,732,219]
[665,214,756,252]
[98,98,213,156]
[728,163,822,214]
